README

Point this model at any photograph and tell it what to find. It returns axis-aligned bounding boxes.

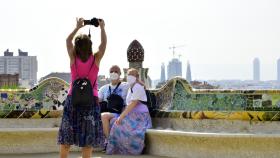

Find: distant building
[0,49,37,87]
[277,58,280,82]
[190,80,217,89]
[160,63,166,82]
[98,75,110,88]
[0,74,19,87]
[253,58,260,81]
[186,61,192,82]
[39,72,71,83]
[207,80,280,90]
[167,58,182,80]
[4,51,13,56]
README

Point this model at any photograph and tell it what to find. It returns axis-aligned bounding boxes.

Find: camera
[84,17,101,27]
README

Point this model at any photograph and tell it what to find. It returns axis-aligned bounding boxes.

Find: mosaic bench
[1,77,280,119]
[0,77,280,157]
[0,77,67,119]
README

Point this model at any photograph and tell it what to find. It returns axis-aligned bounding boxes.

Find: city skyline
[162,57,280,82]
[0,0,280,81]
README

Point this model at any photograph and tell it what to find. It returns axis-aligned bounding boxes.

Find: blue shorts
[112,113,120,117]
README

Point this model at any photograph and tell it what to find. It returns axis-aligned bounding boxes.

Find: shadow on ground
[0,152,170,158]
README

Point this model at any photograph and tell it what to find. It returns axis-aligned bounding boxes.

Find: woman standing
[58,17,106,158]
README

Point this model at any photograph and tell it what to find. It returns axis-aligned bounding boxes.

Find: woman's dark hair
[74,34,92,62]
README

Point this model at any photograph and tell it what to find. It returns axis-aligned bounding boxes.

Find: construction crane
[169,45,186,58]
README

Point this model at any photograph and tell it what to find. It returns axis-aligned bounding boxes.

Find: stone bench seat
[145,129,280,158]
[0,127,62,154]
[0,127,101,154]
[1,127,280,158]
[0,127,167,158]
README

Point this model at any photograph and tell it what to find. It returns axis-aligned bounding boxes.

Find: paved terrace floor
[0,152,170,158]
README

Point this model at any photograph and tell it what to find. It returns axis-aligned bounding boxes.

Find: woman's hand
[115,116,123,125]
[76,17,84,29]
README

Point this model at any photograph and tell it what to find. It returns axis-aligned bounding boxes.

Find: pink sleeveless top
[68,55,99,97]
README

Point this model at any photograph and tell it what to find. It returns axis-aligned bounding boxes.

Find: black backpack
[71,57,96,107]
[100,82,124,114]
[130,87,157,115]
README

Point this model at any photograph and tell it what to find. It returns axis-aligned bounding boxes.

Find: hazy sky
[0,0,280,81]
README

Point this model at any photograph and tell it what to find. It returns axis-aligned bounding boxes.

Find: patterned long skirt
[106,112,152,155]
[57,96,104,147]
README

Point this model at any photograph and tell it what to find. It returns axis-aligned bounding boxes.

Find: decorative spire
[127,40,144,62]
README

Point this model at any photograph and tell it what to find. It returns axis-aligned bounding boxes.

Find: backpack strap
[109,82,121,95]
[92,78,97,90]
[74,58,78,78]
[130,83,136,93]
[130,84,148,105]
[90,56,97,90]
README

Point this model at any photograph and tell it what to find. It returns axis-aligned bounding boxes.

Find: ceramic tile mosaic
[150,77,280,120]
[1,77,280,119]
[153,77,280,111]
[0,77,68,118]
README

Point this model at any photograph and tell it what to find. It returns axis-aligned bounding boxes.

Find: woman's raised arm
[66,18,84,64]
[94,19,107,67]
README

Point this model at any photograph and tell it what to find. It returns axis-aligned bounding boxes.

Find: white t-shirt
[126,83,149,113]
[98,82,129,105]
